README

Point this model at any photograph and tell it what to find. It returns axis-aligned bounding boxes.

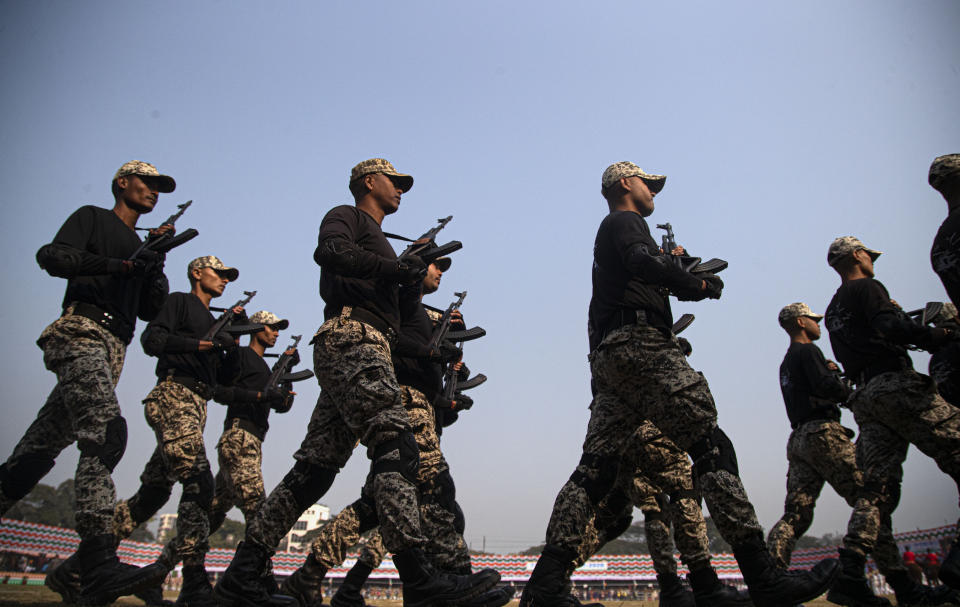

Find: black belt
[857,357,912,386]
[160,373,213,400]
[792,411,841,430]
[224,417,266,441]
[340,306,398,345]
[66,302,134,344]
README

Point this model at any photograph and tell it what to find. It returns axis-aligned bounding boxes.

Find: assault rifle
[263,335,315,390]
[656,222,728,275]
[389,215,463,266]
[129,200,199,262]
[204,290,262,340]
[672,313,695,335]
[906,301,945,326]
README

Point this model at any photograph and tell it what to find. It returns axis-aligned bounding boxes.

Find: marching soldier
[5,160,173,604]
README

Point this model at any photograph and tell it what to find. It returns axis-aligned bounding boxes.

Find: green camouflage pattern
[349,158,413,192]
[187,255,238,281]
[929,154,960,193]
[211,422,266,523]
[766,420,861,568]
[112,160,176,192]
[827,236,882,267]
[778,302,823,326]
[247,315,424,554]
[843,370,960,562]
[1,312,127,537]
[600,161,666,191]
[141,380,212,566]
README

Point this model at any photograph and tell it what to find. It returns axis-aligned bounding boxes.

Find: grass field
[0,583,867,607]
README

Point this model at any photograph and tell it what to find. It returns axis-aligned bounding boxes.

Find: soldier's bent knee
[569,453,620,505]
[182,469,215,510]
[77,416,128,472]
[0,454,56,500]
[129,483,173,524]
[283,460,338,512]
[371,432,419,484]
[690,427,739,478]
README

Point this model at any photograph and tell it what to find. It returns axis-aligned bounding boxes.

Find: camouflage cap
[349,158,413,193]
[249,310,289,330]
[601,161,666,193]
[778,302,823,328]
[187,255,239,281]
[432,257,451,272]
[929,302,958,328]
[929,154,960,193]
[827,236,882,267]
[113,160,176,193]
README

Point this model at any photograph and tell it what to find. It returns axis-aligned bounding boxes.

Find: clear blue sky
[1,1,958,553]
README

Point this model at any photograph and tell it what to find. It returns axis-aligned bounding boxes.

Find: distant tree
[209,518,246,549]
[6,480,76,529]
[520,544,545,556]
[128,521,157,544]
[702,517,732,554]
[596,520,647,554]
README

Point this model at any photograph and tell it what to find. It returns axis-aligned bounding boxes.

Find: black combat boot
[459,585,516,607]
[330,560,372,607]
[281,553,328,607]
[76,534,169,605]
[941,538,960,590]
[886,569,960,606]
[656,572,695,607]
[175,565,217,607]
[214,541,299,607]
[518,545,603,607]
[136,579,175,607]
[825,548,892,607]
[687,567,751,607]
[393,547,500,607]
[732,535,839,607]
[45,554,81,603]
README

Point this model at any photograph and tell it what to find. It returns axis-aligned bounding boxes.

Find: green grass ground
[0,583,868,607]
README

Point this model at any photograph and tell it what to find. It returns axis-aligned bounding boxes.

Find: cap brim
[433,258,451,272]
[388,174,414,193]
[157,175,176,193]
[807,313,824,321]
[214,267,239,281]
[641,175,666,194]
[272,319,290,330]
[864,248,882,261]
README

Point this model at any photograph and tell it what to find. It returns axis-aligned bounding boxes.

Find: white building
[157,513,178,544]
[281,503,331,552]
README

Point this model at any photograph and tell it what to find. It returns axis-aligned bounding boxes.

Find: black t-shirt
[825,278,915,381]
[49,205,168,339]
[779,342,850,429]
[588,211,704,349]
[316,205,400,331]
[140,291,237,387]
[220,347,273,432]
[393,288,443,402]
[932,209,960,308]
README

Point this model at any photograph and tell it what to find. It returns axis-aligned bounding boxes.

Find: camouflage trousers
[246,314,423,553]
[843,370,960,561]
[309,386,470,573]
[767,420,861,568]
[1,313,126,538]
[573,421,709,575]
[141,380,212,567]
[546,324,762,557]
[210,422,266,530]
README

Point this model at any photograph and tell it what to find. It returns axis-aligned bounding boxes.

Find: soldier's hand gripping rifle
[656,222,728,275]
[388,216,463,274]
[262,334,314,413]
[204,290,262,345]
[129,200,199,269]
